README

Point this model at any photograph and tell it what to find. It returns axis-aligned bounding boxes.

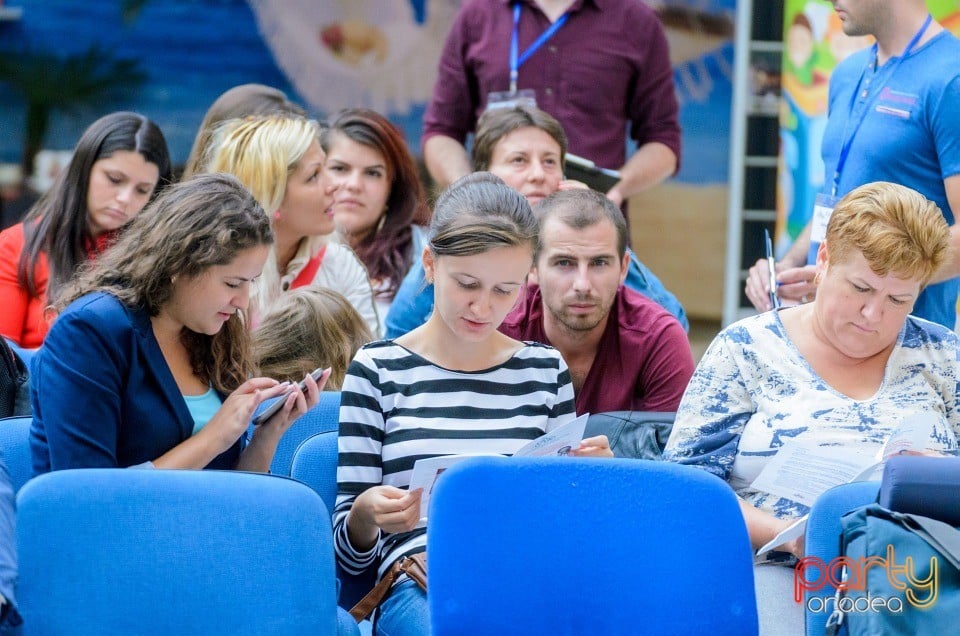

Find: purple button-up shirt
[423,0,681,171]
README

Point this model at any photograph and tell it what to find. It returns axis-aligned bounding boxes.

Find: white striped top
[334,339,576,580]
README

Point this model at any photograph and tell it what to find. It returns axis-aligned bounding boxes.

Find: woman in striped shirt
[335,173,611,635]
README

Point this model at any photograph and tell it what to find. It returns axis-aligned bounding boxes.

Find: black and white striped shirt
[333,340,575,579]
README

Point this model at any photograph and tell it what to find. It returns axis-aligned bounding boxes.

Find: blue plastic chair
[428,456,759,635]
[16,468,356,635]
[290,430,339,514]
[290,431,378,615]
[253,391,341,476]
[803,481,880,636]
[0,416,33,492]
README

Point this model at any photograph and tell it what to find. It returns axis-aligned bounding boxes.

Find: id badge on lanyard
[809,193,838,264]
[811,15,931,264]
[486,88,537,111]
[485,3,567,113]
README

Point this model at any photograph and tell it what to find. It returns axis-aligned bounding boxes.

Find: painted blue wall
[0,0,304,166]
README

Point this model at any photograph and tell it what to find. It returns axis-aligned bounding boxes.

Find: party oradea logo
[794,546,938,614]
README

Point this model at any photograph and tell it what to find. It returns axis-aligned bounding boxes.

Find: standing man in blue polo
[746,0,960,329]
[422,0,681,209]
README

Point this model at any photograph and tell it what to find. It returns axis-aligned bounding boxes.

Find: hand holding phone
[252,367,329,426]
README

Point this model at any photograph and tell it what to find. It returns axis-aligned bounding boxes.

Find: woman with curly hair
[30,173,325,474]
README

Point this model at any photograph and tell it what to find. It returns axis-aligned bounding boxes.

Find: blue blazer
[29,292,242,474]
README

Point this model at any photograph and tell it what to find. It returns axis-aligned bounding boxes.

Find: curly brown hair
[59,173,273,394]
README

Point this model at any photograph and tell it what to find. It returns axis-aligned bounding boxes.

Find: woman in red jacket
[0,112,171,348]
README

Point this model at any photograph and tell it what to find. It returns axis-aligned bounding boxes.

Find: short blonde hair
[251,287,373,390]
[204,114,322,314]
[825,181,950,286]
[204,114,320,213]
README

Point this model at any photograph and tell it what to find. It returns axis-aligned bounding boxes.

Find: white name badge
[810,193,838,246]
[485,88,537,112]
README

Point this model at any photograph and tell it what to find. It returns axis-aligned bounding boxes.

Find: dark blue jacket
[29,292,241,474]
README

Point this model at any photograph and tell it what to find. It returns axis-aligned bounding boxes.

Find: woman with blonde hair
[204,114,380,335]
[253,287,372,389]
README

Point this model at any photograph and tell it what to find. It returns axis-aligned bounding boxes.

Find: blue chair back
[0,416,33,492]
[290,430,339,515]
[268,391,341,476]
[428,457,759,635]
[803,481,879,636]
[879,454,960,524]
[290,431,378,612]
[17,469,341,635]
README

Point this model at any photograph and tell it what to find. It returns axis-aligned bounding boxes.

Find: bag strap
[893,511,960,570]
[349,559,402,622]
[348,553,427,623]
[290,246,326,290]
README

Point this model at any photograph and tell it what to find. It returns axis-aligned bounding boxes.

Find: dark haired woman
[0,111,172,348]
[322,108,431,323]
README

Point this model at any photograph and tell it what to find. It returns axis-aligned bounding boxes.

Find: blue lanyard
[831,14,932,196]
[510,2,570,94]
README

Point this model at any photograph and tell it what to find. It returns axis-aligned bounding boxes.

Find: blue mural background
[0,0,734,187]
[0,0,307,166]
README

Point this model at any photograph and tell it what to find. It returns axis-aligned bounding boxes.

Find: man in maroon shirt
[423,0,681,209]
[499,188,694,414]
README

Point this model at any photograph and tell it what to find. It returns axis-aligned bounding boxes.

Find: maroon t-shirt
[499,285,694,415]
[423,0,681,171]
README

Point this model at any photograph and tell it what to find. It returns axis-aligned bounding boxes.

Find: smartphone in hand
[252,367,329,426]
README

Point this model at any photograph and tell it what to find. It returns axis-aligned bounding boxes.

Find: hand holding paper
[756,516,807,557]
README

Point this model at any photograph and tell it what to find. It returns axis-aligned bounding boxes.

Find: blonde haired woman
[204,114,380,336]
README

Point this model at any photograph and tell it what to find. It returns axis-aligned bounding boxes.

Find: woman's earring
[376,212,387,233]
[274,210,281,220]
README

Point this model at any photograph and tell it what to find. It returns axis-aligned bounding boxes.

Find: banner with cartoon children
[777,0,960,255]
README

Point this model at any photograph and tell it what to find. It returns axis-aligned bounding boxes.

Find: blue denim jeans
[375,580,429,636]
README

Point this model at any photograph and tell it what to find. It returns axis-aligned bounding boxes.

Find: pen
[765,229,780,310]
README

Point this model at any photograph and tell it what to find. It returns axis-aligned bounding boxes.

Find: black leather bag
[0,340,28,418]
[584,411,676,460]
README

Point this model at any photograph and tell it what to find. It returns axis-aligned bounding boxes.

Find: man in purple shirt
[423,0,681,209]
[499,189,694,414]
